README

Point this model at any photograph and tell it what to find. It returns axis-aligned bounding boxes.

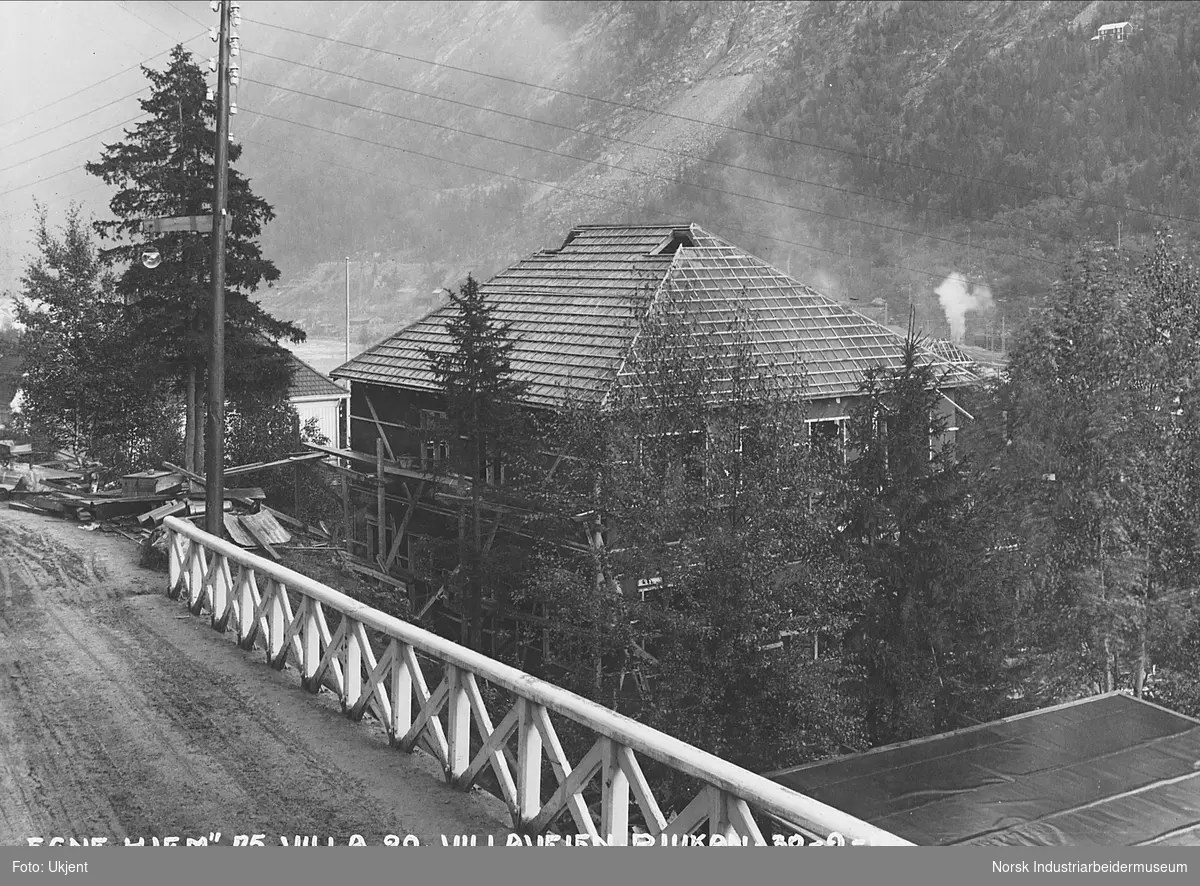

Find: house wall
[350,383,448,467]
[294,397,347,448]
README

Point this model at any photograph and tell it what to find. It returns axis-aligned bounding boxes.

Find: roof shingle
[332,223,976,408]
[289,354,349,400]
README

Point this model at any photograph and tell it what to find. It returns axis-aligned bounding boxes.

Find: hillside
[10,1,1196,353]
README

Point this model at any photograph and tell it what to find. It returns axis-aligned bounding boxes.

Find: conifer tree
[85,45,302,472]
[425,273,529,650]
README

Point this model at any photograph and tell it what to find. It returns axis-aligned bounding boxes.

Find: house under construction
[319,222,978,663]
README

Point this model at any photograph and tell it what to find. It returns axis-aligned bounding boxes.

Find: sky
[0,0,277,295]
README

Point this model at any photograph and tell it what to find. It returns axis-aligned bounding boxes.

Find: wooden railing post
[301,598,320,692]
[344,618,362,712]
[211,555,230,632]
[601,737,629,846]
[446,665,470,781]
[390,640,412,745]
[266,580,286,669]
[168,532,183,597]
[517,698,542,828]
[187,544,204,612]
[236,566,256,649]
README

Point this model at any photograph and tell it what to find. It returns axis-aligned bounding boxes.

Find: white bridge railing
[164,516,911,846]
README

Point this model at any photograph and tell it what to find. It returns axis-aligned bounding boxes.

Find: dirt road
[0,505,512,846]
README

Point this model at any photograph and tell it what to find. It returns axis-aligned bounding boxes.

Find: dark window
[420,410,450,469]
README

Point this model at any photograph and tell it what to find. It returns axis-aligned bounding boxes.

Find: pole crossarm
[164,515,913,846]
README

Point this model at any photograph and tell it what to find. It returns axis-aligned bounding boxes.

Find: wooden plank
[341,558,410,591]
[383,482,423,570]
[138,499,187,527]
[162,461,206,484]
[224,451,325,477]
[376,439,387,560]
[240,509,292,545]
[223,514,257,547]
[141,214,213,234]
[240,516,282,559]
[364,392,396,462]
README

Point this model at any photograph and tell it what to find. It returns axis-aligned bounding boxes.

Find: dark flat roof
[768,693,1200,846]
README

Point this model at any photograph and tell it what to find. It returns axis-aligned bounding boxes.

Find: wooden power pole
[205,0,233,538]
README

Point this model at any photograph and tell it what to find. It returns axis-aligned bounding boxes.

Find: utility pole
[344,256,351,450]
[205,0,233,539]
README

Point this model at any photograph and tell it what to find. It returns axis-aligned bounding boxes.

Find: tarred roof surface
[332,223,976,409]
[768,693,1200,846]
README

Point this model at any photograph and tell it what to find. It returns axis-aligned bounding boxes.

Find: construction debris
[4,447,331,560]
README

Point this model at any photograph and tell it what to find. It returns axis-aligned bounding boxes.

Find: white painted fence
[163,516,911,846]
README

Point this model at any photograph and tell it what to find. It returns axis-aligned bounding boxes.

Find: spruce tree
[85,45,302,472]
[425,274,529,650]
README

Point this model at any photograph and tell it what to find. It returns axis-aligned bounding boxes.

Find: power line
[0,165,90,199]
[0,87,148,154]
[240,106,1011,290]
[243,15,1200,228]
[0,114,146,177]
[0,180,113,225]
[111,0,187,42]
[0,31,205,130]
[244,77,1055,268]
[244,46,1041,243]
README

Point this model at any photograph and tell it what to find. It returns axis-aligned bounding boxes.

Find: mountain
[13,1,1198,352]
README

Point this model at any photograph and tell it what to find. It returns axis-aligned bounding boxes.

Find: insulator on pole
[210,27,218,42]
[208,56,217,72]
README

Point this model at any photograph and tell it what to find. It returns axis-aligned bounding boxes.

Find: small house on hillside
[1092,21,1132,41]
[288,354,349,448]
[326,223,978,651]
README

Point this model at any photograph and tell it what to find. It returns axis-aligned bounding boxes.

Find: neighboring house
[328,222,978,648]
[1092,20,1132,41]
[288,354,349,448]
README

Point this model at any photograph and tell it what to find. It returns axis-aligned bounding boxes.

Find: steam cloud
[936,273,994,343]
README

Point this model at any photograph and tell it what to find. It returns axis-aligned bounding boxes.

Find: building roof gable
[289,354,349,401]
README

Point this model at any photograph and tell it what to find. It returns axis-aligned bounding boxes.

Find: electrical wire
[0,88,149,154]
[242,46,1039,243]
[243,76,1056,268]
[0,31,205,129]
[242,14,1200,227]
[240,105,1017,288]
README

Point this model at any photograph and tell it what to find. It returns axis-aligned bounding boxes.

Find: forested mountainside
[231,0,1200,346]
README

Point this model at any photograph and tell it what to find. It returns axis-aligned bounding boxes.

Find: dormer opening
[650,227,696,256]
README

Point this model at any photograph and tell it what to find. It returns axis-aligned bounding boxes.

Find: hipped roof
[332,223,976,410]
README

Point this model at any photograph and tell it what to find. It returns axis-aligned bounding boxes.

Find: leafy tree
[14,204,180,473]
[424,273,530,650]
[993,239,1200,705]
[842,332,1016,744]
[85,45,302,473]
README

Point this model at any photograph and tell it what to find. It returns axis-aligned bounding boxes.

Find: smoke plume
[936,273,994,343]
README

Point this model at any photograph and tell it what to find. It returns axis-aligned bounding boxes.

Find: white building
[289,354,349,448]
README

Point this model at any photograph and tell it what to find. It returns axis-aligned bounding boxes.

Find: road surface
[0,505,512,846]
